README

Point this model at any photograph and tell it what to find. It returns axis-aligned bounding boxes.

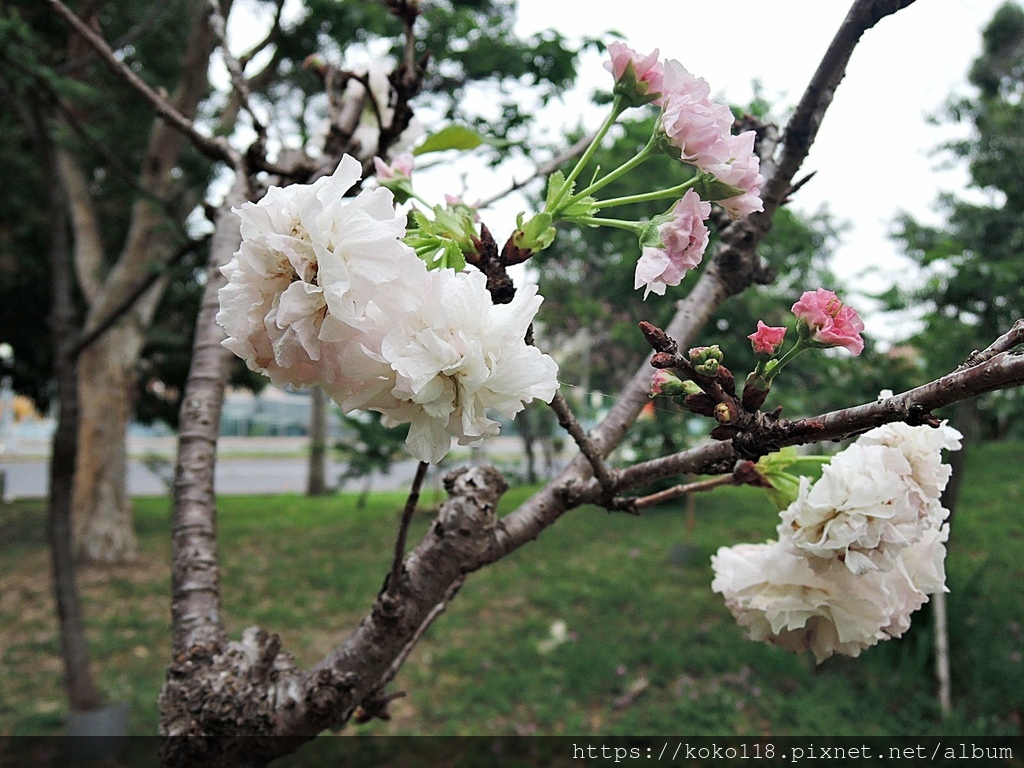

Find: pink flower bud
[650,369,682,396]
[748,320,787,356]
[791,289,865,355]
[604,42,664,106]
[373,152,415,181]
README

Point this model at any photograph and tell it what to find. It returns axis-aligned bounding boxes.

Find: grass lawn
[1,442,1022,738]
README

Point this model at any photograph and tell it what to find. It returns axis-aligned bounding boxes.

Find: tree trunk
[57,0,224,563]
[71,326,145,562]
[47,119,104,714]
[306,386,328,496]
[932,396,979,716]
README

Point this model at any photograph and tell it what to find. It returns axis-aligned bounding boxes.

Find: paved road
[0,454,430,501]
[0,435,533,501]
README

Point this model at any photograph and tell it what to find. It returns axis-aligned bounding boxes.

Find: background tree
[4,0,587,563]
[890,1,1024,441]
[1,0,222,563]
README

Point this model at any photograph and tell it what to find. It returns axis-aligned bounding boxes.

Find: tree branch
[206,0,265,137]
[630,473,738,511]
[42,0,238,166]
[479,130,598,209]
[54,149,105,305]
[961,317,1024,368]
[71,235,210,359]
[168,180,248,655]
[610,336,1024,495]
[387,461,429,597]
[546,390,617,494]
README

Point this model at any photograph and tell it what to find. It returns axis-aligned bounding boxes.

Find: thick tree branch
[168,180,248,655]
[71,235,210,359]
[54,149,105,304]
[962,318,1024,368]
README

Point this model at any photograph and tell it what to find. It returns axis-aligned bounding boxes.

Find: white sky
[485,0,1002,339]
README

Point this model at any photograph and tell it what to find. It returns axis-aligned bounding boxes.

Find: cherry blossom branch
[387,461,429,597]
[631,473,738,511]
[160,0,933,755]
[961,318,1024,368]
[547,390,617,495]
[322,0,928,716]
[608,336,1024,497]
[761,0,918,216]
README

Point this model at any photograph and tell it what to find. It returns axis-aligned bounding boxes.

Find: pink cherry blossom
[604,42,663,104]
[659,59,734,165]
[791,288,865,355]
[634,189,711,298]
[700,131,764,219]
[748,321,787,356]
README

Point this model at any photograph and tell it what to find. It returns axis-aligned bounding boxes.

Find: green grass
[1,442,1022,737]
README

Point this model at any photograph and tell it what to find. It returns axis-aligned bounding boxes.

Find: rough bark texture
[159,466,507,768]
[168,181,247,657]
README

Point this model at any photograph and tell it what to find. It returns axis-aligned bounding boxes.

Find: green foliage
[415,123,511,155]
[889,2,1024,437]
[2,441,1021,736]
[334,411,409,505]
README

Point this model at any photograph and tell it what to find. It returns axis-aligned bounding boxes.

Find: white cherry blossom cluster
[712,422,961,662]
[217,155,559,464]
[779,422,962,574]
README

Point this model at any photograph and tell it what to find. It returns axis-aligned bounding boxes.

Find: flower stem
[575,216,643,234]
[762,338,810,384]
[594,176,700,211]
[561,131,659,210]
[548,96,627,212]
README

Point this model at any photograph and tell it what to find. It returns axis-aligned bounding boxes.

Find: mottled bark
[160,466,507,768]
[71,322,151,562]
[168,181,247,656]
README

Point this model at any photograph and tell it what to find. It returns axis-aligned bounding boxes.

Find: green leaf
[414,125,510,155]
[545,170,572,210]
